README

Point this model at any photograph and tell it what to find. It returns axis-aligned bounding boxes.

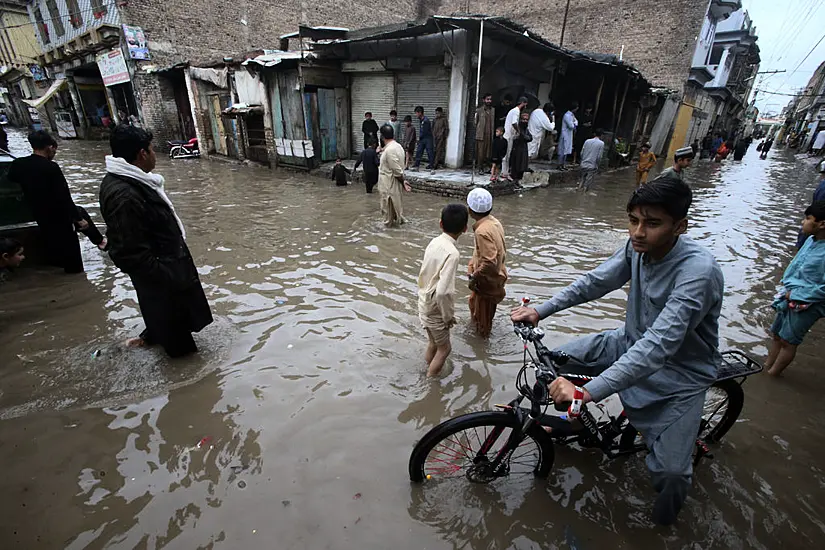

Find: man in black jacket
[99,125,212,357]
[8,131,88,273]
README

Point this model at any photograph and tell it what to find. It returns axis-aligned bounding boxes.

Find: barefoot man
[100,125,213,357]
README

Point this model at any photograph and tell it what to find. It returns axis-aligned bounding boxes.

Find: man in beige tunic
[377,124,409,227]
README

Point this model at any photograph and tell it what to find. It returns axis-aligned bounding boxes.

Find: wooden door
[317,88,337,161]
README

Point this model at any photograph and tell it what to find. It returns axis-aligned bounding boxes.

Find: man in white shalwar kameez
[377,124,408,227]
[528,103,556,160]
[558,102,579,169]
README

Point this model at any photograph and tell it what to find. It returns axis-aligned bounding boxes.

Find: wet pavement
[1,128,824,549]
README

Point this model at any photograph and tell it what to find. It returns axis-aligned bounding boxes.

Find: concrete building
[24,0,422,144]
[0,0,43,128]
[785,61,825,151]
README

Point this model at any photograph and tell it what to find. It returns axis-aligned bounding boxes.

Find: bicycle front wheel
[408,410,555,483]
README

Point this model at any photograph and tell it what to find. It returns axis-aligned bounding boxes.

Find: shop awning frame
[22,78,66,109]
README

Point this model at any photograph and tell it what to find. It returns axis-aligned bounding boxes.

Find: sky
[741,0,825,115]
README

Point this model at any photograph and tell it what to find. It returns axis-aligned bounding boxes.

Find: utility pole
[750,69,787,108]
[560,0,571,47]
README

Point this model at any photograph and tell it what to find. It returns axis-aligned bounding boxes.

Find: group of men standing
[363,107,449,172]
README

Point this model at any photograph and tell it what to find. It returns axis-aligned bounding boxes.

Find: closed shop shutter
[396,62,451,142]
[350,73,395,154]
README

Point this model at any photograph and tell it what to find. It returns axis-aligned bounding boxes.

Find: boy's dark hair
[336,157,342,162]
[570,101,579,110]
[495,126,504,133]
[414,105,424,114]
[435,107,443,113]
[594,128,604,137]
[543,102,554,113]
[805,200,825,222]
[390,110,397,116]
[110,124,153,162]
[0,237,23,256]
[379,124,394,140]
[441,203,469,234]
[627,177,693,220]
[404,115,412,122]
[367,138,377,148]
[28,130,57,150]
[365,112,372,117]
[518,95,529,105]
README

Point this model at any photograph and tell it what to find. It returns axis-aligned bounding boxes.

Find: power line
[754,88,824,97]
[775,30,825,91]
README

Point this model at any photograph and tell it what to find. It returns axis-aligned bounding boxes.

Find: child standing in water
[766,200,825,376]
[418,204,468,376]
[0,238,25,282]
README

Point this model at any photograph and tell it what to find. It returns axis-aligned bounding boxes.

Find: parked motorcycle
[168,138,200,159]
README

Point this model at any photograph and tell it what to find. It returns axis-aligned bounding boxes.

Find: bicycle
[408,321,762,484]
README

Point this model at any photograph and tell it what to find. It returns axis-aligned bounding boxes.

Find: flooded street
[2,129,824,549]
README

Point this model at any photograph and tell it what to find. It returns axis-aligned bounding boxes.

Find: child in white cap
[466,188,508,337]
[418,204,468,376]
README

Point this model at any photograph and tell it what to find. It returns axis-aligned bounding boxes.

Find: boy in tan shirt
[418,204,469,376]
[467,188,507,338]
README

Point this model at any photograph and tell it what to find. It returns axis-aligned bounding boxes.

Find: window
[91,0,108,19]
[708,45,724,66]
[45,0,65,37]
[66,0,83,28]
[34,5,49,44]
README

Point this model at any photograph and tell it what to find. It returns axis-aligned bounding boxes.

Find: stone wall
[434,0,708,91]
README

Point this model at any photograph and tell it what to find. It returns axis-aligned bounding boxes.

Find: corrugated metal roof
[242,51,307,67]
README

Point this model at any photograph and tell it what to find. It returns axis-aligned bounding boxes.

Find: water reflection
[0,130,824,548]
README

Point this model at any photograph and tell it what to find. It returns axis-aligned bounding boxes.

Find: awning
[222,103,264,117]
[242,50,307,67]
[23,78,66,109]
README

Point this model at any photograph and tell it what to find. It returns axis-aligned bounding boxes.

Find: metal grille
[396,62,451,142]
[350,73,395,154]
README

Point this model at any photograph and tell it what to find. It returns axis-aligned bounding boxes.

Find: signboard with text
[96,49,130,86]
[122,25,150,60]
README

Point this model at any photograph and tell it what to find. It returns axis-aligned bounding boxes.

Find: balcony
[709,0,742,21]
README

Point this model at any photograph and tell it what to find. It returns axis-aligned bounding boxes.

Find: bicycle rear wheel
[700,379,744,443]
[409,411,555,483]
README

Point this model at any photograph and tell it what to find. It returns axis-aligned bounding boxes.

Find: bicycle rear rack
[717,350,762,382]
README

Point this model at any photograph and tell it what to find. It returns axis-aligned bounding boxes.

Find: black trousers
[364,171,378,193]
[39,221,83,273]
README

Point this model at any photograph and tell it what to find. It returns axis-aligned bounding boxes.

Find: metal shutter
[350,73,395,154]
[396,62,451,142]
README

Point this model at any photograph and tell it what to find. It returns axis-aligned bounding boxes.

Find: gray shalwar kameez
[535,236,723,523]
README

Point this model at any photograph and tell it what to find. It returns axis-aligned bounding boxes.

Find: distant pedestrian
[377,124,409,227]
[403,115,416,169]
[527,103,555,160]
[660,147,694,183]
[733,139,748,161]
[578,128,605,192]
[385,110,402,151]
[557,102,579,170]
[432,107,449,169]
[496,94,513,129]
[490,127,507,182]
[354,141,379,193]
[475,92,495,172]
[574,105,594,164]
[636,142,656,185]
[362,112,379,150]
[7,131,88,273]
[760,137,774,160]
[331,158,350,186]
[100,125,213,357]
[509,111,533,183]
[765,200,825,376]
[467,188,507,338]
[413,106,434,171]
[418,203,468,377]
[502,96,528,180]
[711,133,723,159]
[691,139,699,158]
[701,133,713,159]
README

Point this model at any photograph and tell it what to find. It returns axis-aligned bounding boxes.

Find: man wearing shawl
[100,125,212,357]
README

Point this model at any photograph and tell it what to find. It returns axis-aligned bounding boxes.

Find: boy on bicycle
[511,175,724,526]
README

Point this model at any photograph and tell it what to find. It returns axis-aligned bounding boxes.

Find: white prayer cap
[467,187,493,213]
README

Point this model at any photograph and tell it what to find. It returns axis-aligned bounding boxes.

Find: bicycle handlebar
[513,321,572,413]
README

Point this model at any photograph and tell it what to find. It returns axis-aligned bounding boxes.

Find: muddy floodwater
[1,129,824,549]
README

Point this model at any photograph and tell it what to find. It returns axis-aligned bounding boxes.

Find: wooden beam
[614,77,631,134]
[592,74,605,120]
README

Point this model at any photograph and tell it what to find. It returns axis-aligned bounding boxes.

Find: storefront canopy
[23,78,66,109]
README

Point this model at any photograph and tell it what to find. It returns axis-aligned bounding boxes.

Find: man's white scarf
[105,155,186,239]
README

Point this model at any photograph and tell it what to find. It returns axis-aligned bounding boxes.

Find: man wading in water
[377,123,410,227]
[100,125,213,357]
[512,175,723,525]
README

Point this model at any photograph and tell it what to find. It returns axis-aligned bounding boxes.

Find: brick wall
[117,0,423,149]
[434,0,709,91]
